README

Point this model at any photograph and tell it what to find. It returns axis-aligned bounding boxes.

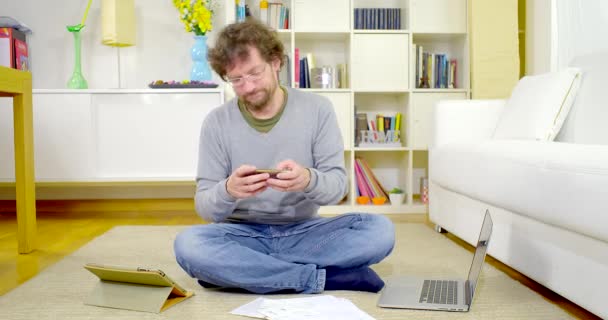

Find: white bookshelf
[229,0,470,214]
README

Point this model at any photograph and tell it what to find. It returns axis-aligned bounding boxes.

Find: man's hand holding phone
[265,159,311,192]
[226,165,270,199]
[226,162,310,198]
[254,169,288,179]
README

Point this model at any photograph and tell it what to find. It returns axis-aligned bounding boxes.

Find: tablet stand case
[83,265,194,313]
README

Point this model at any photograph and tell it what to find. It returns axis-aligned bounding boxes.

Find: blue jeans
[174,213,395,294]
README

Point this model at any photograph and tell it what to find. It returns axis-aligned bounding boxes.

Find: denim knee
[173,227,197,271]
[173,225,221,276]
[365,214,396,257]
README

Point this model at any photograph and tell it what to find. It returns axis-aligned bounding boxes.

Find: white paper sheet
[230,295,375,320]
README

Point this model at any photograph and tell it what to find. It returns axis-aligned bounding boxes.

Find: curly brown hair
[208,19,285,80]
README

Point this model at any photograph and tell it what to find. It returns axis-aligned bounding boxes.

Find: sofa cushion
[557,52,608,145]
[493,68,582,141]
[430,140,608,243]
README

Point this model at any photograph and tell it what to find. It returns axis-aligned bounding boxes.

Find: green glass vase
[67,28,88,89]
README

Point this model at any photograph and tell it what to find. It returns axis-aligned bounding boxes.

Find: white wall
[4,0,229,89]
[525,0,554,75]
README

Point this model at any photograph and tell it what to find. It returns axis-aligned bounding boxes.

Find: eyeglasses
[226,63,267,87]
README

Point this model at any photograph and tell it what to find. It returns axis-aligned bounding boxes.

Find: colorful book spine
[294,48,300,88]
[354,160,373,198]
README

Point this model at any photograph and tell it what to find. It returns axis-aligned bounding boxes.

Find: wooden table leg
[13,81,36,254]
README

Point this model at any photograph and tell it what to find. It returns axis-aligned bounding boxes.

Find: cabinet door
[352,34,409,91]
[411,0,467,33]
[0,94,95,180]
[411,92,466,149]
[316,92,351,150]
[92,93,222,179]
[293,0,350,31]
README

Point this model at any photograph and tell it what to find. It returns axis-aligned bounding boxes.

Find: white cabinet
[93,93,220,178]
[411,0,467,33]
[352,34,409,91]
[293,0,350,31]
[0,89,223,183]
[33,94,97,180]
[316,91,352,149]
[1,93,95,180]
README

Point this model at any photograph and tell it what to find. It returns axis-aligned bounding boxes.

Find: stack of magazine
[0,16,32,71]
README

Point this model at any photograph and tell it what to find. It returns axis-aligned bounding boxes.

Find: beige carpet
[0,223,575,319]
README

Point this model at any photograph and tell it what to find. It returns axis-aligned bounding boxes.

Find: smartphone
[255,169,288,178]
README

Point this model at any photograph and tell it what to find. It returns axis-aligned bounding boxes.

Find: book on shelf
[299,57,309,88]
[278,54,291,87]
[337,63,347,89]
[294,48,300,88]
[306,52,315,86]
[355,112,368,146]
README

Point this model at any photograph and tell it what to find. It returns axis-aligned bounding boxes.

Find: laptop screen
[465,211,493,304]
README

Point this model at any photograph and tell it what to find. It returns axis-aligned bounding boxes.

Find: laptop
[377,210,493,312]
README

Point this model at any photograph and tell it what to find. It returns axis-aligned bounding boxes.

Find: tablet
[84,263,190,296]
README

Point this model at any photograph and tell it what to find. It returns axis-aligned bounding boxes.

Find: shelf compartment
[412,33,468,90]
[354,92,408,148]
[411,150,428,201]
[295,33,350,90]
[353,150,409,206]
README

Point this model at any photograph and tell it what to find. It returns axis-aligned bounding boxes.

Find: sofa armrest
[431,99,506,148]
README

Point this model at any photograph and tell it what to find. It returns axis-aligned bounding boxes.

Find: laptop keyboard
[419,280,458,305]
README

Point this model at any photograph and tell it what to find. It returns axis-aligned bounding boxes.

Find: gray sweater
[194,87,348,224]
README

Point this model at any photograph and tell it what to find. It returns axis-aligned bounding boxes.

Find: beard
[241,80,278,112]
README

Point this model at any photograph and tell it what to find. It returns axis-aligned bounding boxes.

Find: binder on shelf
[353,8,401,30]
[354,161,373,199]
[358,158,389,200]
[294,48,300,88]
[354,158,389,205]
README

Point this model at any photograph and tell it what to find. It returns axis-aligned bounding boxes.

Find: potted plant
[388,187,405,205]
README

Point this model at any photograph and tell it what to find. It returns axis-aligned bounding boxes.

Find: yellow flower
[173,0,215,36]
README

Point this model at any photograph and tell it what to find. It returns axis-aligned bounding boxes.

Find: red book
[14,37,28,71]
[294,48,300,88]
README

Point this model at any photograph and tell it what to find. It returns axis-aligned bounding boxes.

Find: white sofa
[429,52,608,319]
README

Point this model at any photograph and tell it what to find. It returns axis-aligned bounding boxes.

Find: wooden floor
[0,200,600,319]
